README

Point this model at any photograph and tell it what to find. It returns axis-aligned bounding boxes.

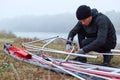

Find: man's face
[79,16,92,26]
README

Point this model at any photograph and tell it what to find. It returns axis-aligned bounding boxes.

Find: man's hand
[66,44,72,52]
[66,49,72,53]
[77,49,85,54]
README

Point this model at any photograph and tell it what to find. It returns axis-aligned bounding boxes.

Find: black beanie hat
[76,5,91,20]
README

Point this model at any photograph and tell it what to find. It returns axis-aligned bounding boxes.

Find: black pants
[77,38,113,63]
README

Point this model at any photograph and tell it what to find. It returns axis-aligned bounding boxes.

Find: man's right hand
[66,44,72,52]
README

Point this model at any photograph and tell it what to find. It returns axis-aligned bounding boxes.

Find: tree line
[0,11,120,34]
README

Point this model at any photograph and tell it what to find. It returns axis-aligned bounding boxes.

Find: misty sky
[0,0,120,20]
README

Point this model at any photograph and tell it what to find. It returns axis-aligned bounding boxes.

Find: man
[66,5,116,66]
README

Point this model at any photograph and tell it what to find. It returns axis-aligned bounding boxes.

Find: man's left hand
[77,49,85,54]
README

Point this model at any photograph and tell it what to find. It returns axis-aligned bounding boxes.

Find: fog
[0,0,120,33]
[0,0,120,19]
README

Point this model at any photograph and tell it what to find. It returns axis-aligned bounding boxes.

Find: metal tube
[27,51,85,80]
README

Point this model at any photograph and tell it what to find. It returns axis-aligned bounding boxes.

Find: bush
[0,30,16,38]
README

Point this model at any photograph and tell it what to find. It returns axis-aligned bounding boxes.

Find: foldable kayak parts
[3,37,120,80]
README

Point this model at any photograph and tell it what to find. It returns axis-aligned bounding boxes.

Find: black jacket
[67,9,116,53]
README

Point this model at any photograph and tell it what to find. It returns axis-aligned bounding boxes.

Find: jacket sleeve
[83,16,109,52]
[67,22,83,44]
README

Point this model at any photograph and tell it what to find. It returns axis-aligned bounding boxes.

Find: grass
[0,38,120,80]
[0,38,79,80]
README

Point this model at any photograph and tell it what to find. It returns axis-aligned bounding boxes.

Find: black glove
[77,49,85,54]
